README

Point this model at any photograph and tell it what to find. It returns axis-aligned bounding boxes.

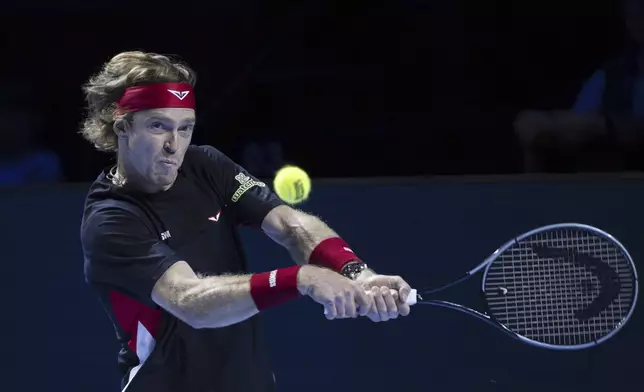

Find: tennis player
[79,51,412,392]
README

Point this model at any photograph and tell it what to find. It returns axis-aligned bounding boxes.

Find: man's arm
[83,207,358,329]
[82,208,271,329]
[260,205,412,322]
[151,261,259,329]
[188,146,410,320]
[261,205,376,276]
[260,205,346,266]
[151,258,373,324]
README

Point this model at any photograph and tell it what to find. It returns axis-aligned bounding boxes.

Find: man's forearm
[179,275,259,329]
[262,206,375,281]
[262,206,342,265]
[154,270,259,329]
[153,261,302,329]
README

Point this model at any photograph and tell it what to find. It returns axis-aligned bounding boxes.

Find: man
[80,51,412,392]
[514,0,644,172]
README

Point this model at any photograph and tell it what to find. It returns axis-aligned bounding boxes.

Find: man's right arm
[151,261,259,329]
[82,207,370,327]
[82,207,292,329]
[152,260,375,325]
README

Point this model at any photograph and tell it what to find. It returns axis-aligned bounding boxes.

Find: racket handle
[407,288,418,305]
[323,289,417,315]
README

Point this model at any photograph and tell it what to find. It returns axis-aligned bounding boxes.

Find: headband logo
[167,90,191,100]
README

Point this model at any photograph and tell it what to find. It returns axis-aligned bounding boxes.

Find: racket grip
[323,289,417,315]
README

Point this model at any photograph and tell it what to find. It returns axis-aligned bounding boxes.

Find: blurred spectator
[515,0,644,172]
[0,79,63,187]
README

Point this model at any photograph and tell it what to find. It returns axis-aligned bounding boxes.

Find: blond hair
[81,51,197,152]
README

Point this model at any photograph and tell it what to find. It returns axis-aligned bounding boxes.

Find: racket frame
[416,223,639,350]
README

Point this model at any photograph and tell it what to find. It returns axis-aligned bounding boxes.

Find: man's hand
[297,265,372,320]
[355,271,412,322]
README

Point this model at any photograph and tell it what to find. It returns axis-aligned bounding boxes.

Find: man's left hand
[355,271,412,322]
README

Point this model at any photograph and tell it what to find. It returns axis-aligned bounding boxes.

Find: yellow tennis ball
[273,165,311,204]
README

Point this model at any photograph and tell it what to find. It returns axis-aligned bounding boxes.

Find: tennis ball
[273,165,311,205]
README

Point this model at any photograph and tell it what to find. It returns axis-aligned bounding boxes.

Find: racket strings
[483,228,636,347]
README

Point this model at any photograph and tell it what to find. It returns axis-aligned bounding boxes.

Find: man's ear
[113,118,131,138]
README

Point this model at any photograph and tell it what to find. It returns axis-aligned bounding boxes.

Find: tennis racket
[358,223,638,350]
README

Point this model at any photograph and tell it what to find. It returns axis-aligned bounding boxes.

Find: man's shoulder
[184,144,224,164]
[81,199,148,236]
[181,144,233,181]
[82,171,151,235]
[85,170,134,210]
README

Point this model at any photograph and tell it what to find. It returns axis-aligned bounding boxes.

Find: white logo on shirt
[269,270,278,288]
[231,172,266,202]
[161,230,171,241]
[208,210,222,222]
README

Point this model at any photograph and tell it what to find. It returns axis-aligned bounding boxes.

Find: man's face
[625,0,644,45]
[121,108,195,191]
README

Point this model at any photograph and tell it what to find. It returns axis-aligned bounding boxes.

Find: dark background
[0,0,629,180]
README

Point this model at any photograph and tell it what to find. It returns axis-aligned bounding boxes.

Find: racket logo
[530,245,621,321]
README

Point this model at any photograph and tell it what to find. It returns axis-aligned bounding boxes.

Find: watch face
[343,262,366,279]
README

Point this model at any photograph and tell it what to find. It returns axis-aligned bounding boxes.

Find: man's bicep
[151,261,198,312]
[82,209,182,306]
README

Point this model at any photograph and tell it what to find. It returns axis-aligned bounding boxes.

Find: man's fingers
[398,285,412,304]
[387,276,412,301]
[335,296,347,319]
[372,287,389,322]
[398,302,411,317]
[324,302,337,320]
[344,291,357,318]
[366,292,380,322]
[381,286,399,319]
[367,313,380,322]
[354,289,372,317]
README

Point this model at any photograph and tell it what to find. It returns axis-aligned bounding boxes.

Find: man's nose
[164,131,178,154]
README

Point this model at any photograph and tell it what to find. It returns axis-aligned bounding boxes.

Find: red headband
[116,82,195,113]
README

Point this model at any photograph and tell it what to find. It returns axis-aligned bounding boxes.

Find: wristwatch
[340,261,368,280]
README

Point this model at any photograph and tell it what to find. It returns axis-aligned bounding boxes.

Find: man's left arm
[261,205,412,322]
[194,145,412,321]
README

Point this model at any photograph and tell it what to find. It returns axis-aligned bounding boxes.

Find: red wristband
[250,265,301,311]
[308,237,359,272]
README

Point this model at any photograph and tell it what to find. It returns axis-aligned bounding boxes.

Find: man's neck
[114,157,149,193]
[114,158,171,194]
